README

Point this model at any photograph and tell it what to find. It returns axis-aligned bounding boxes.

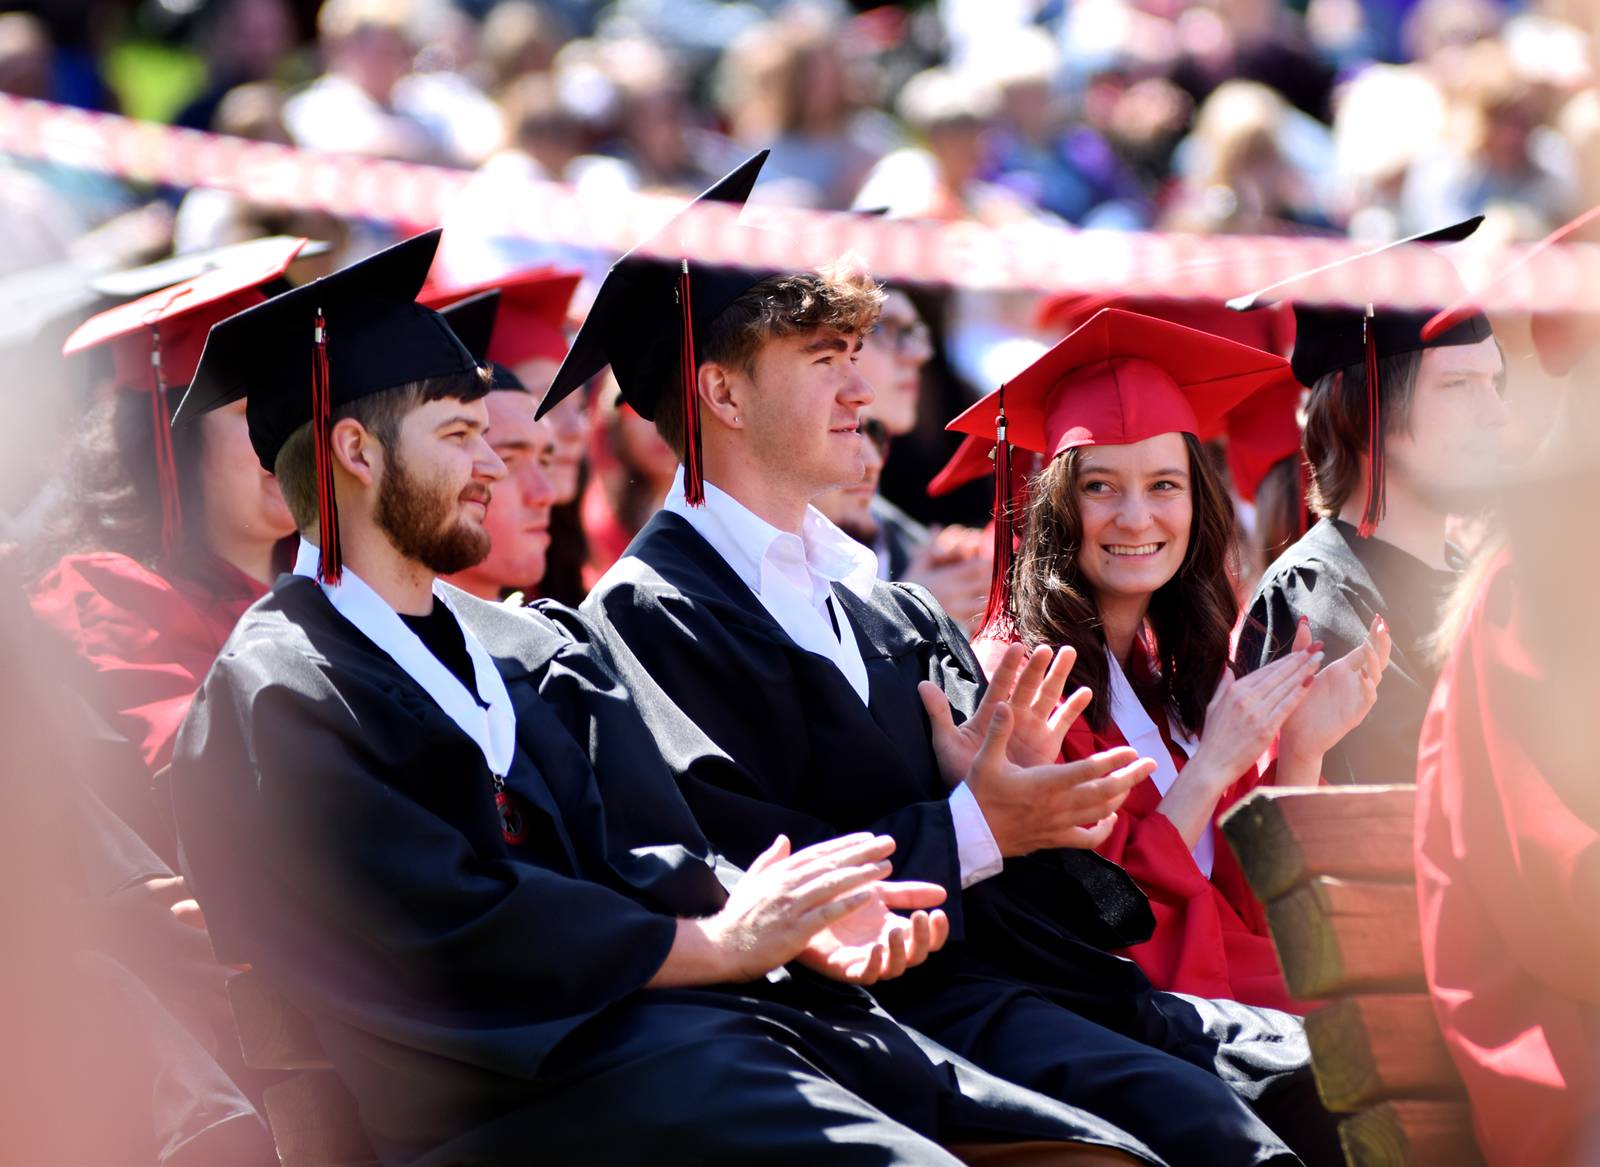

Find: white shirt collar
[662,467,879,602]
[292,538,516,778]
[663,468,876,704]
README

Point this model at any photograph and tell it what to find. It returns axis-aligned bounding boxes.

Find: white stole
[293,539,515,778]
[1103,647,1214,877]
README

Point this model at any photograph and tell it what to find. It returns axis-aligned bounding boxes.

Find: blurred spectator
[393,0,505,166]
[172,0,297,133]
[173,81,348,254]
[479,0,574,93]
[719,11,880,209]
[282,0,444,163]
[1163,80,1332,234]
[1170,0,1337,123]
[1399,41,1579,235]
[854,66,1030,223]
[973,28,1150,227]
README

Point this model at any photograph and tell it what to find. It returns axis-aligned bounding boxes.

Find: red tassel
[980,387,1016,638]
[146,327,183,558]
[312,310,342,583]
[677,261,705,507]
[1357,306,1384,538]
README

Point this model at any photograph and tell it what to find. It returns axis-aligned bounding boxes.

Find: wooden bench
[1219,785,1484,1167]
[226,970,379,1167]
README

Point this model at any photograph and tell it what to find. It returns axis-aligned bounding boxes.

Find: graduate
[168,228,1159,1167]
[576,153,1343,1167]
[1231,220,1510,785]
[1413,208,1600,1167]
[429,292,560,600]
[947,308,1390,1011]
[28,236,307,863]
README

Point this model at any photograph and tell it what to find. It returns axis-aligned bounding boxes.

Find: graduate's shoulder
[1249,518,1362,604]
[583,514,733,621]
[441,585,617,680]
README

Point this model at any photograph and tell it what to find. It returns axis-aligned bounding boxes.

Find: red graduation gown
[29,551,266,773]
[1064,712,1298,1013]
[1415,550,1600,1167]
[973,637,1298,1011]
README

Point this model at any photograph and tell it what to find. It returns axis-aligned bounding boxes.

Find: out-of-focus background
[3,0,1598,534]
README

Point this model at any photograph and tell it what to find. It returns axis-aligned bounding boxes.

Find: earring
[733,415,741,423]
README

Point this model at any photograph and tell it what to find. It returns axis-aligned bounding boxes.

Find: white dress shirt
[665,469,1003,888]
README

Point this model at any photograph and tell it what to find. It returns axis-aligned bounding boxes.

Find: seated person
[948,308,1389,1011]
[29,237,306,864]
[1233,221,1510,785]
[576,155,1342,1167]
[1415,214,1600,1167]
[170,228,1155,1167]
[429,293,559,601]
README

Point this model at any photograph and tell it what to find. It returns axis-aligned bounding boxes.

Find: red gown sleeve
[1416,553,1600,1167]
[29,554,251,772]
[1069,717,1296,1012]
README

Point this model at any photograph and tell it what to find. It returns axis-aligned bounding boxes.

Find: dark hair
[1252,452,1308,567]
[1011,433,1241,736]
[1303,349,1422,517]
[654,264,884,458]
[34,390,207,577]
[274,370,491,532]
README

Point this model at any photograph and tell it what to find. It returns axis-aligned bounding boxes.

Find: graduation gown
[1237,518,1456,786]
[1415,551,1600,1166]
[585,511,1344,1167]
[1058,702,1293,1013]
[871,494,931,581]
[29,550,267,863]
[172,576,1151,1167]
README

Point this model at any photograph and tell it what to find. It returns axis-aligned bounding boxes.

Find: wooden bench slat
[262,1072,381,1167]
[227,969,333,1071]
[1220,785,1418,902]
[1266,877,1424,998]
[1338,1100,1484,1167]
[1304,995,1464,1113]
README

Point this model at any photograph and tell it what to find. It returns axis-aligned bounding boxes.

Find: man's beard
[374,444,491,575]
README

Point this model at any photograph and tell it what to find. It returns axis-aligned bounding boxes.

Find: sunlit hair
[654,260,884,458]
[1010,433,1242,735]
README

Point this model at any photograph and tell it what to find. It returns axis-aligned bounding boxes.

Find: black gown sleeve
[172,641,680,1073]
[585,580,969,933]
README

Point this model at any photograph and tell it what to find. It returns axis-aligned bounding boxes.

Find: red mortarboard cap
[422,266,582,368]
[948,308,1293,456]
[947,308,1293,633]
[1224,375,1304,504]
[61,235,310,558]
[928,433,997,498]
[1035,291,1295,355]
[64,235,310,391]
[1423,204,1600,377]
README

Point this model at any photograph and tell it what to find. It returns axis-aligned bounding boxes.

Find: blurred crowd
[4,0,1599,544]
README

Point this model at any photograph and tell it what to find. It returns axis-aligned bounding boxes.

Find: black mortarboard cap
[537,151,772,503]
[175,229,478,582]
[1228,218,1493,535]
[438,290,525,392]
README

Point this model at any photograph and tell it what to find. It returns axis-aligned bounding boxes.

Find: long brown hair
[1010,433,1241,736]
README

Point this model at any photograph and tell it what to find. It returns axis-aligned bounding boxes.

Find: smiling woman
[952,307,1391,1012]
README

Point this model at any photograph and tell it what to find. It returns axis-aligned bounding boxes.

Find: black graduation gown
[171,577,1154,1167]
[1236,517,1457,786]
[585,512,1343,1167]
